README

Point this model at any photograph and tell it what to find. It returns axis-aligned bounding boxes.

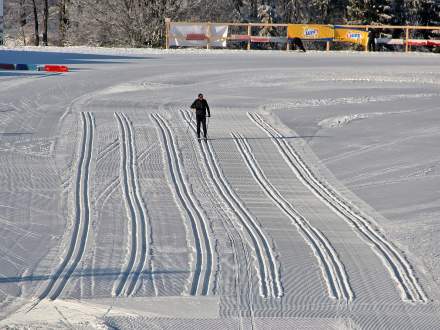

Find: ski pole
[206,116,210,139]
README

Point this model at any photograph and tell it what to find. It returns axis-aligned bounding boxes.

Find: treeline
[3,0,440,47]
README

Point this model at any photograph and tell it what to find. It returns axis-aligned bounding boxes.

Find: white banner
[170,24,228,47]
[375,38,404,45]
[210,25,228,47]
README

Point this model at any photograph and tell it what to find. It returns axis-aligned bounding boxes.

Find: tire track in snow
[232,132,353,302]
[181,109,281,299]
[37,112,94,301]
[151,113,213,296]
[114,113,152,296]
[248,112,427,303]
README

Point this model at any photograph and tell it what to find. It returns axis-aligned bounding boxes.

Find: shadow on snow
[0,50,158,65]
[201,135,329,141]
[0,268,190,284]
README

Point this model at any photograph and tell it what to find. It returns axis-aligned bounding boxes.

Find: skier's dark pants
[196,115,207,138]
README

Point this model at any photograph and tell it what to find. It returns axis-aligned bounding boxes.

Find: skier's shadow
[205,135,328,141]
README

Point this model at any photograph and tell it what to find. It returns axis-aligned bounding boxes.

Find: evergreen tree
[347,0,394,25]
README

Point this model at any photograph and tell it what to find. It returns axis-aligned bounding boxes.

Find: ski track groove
[181,108,255,317]
[232,131,353,302]
[96,177,120,205]
[96,139,119,163]
[151,113,213,296]
[37,112,94,301]
[120,112,153,296]
[248,112,427,304]
[181,109,282,299]
[113,113,152,297]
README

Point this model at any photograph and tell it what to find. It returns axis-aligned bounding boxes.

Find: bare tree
[31,0,39,45]
[67,0,186,47]
[19,0,27,45]
[42,0,48,45]
[59,0,69,45]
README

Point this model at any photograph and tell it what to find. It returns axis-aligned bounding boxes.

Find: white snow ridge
[1,48,439,329]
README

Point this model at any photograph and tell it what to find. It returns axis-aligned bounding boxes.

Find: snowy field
[0,47,439,329]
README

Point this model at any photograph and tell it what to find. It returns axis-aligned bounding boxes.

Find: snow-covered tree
[347,0,393,25]
[3,0,440,48]
[258,4,277,36]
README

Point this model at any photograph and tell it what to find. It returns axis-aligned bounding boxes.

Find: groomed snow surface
[0,47,439,329]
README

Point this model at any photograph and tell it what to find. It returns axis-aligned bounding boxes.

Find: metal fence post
[207,22,211,50]
[405,27,409,53]
[247,24,251,50]
[165,18,171,49]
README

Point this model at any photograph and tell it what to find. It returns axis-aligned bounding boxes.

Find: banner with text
[334,27,369,47]
[287,24,334,41]
[170,24,228,47]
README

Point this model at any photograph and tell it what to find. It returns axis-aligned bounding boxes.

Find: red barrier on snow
[186,33,207,41]
[44,65,69,72]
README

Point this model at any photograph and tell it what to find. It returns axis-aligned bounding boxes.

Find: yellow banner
[287,24,334,40]
[334,28,369,47]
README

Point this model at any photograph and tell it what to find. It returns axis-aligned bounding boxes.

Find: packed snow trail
[151,113,214,296]
[37,112,94,301]
[181,109,282,299]
[2,49,440,329]
[248,112,427,303]
[113,113,152,297]
[232,132,353,302]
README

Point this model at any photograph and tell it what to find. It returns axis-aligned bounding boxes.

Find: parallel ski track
[38,112,94,301]
[232,132,353,302]
[151,113,213,296]
[114,112,152,296]
[248,112,427,303]
[181,109,282,299]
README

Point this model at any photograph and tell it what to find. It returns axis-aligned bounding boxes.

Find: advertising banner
[406,39,440,47]
[287,24,334,41]
[427,40,440,47]
[170,24,228,47]
[230,35,287,43]
[406,39,428,46]
[334,27,369,47]
[375,38,404,45]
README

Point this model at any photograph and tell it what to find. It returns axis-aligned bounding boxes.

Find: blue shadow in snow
[0,71,62,77]
[0,268,189,284]
[0,50,158,65]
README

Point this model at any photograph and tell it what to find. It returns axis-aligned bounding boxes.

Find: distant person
[291,37,306,52]
[190,93,211,141]
[368,29,377,52]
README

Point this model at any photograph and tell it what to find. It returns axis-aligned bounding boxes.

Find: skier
[190,93,211,141]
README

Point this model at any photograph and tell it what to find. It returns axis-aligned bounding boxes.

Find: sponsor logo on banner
[304,28,319,38]
[347,32,361,40]
[334,27,368,47]
[287,24,334,40]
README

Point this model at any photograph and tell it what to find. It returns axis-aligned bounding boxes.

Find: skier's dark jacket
[191,99,210,117]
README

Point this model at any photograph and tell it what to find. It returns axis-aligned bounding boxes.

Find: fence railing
[165,19,440,52]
